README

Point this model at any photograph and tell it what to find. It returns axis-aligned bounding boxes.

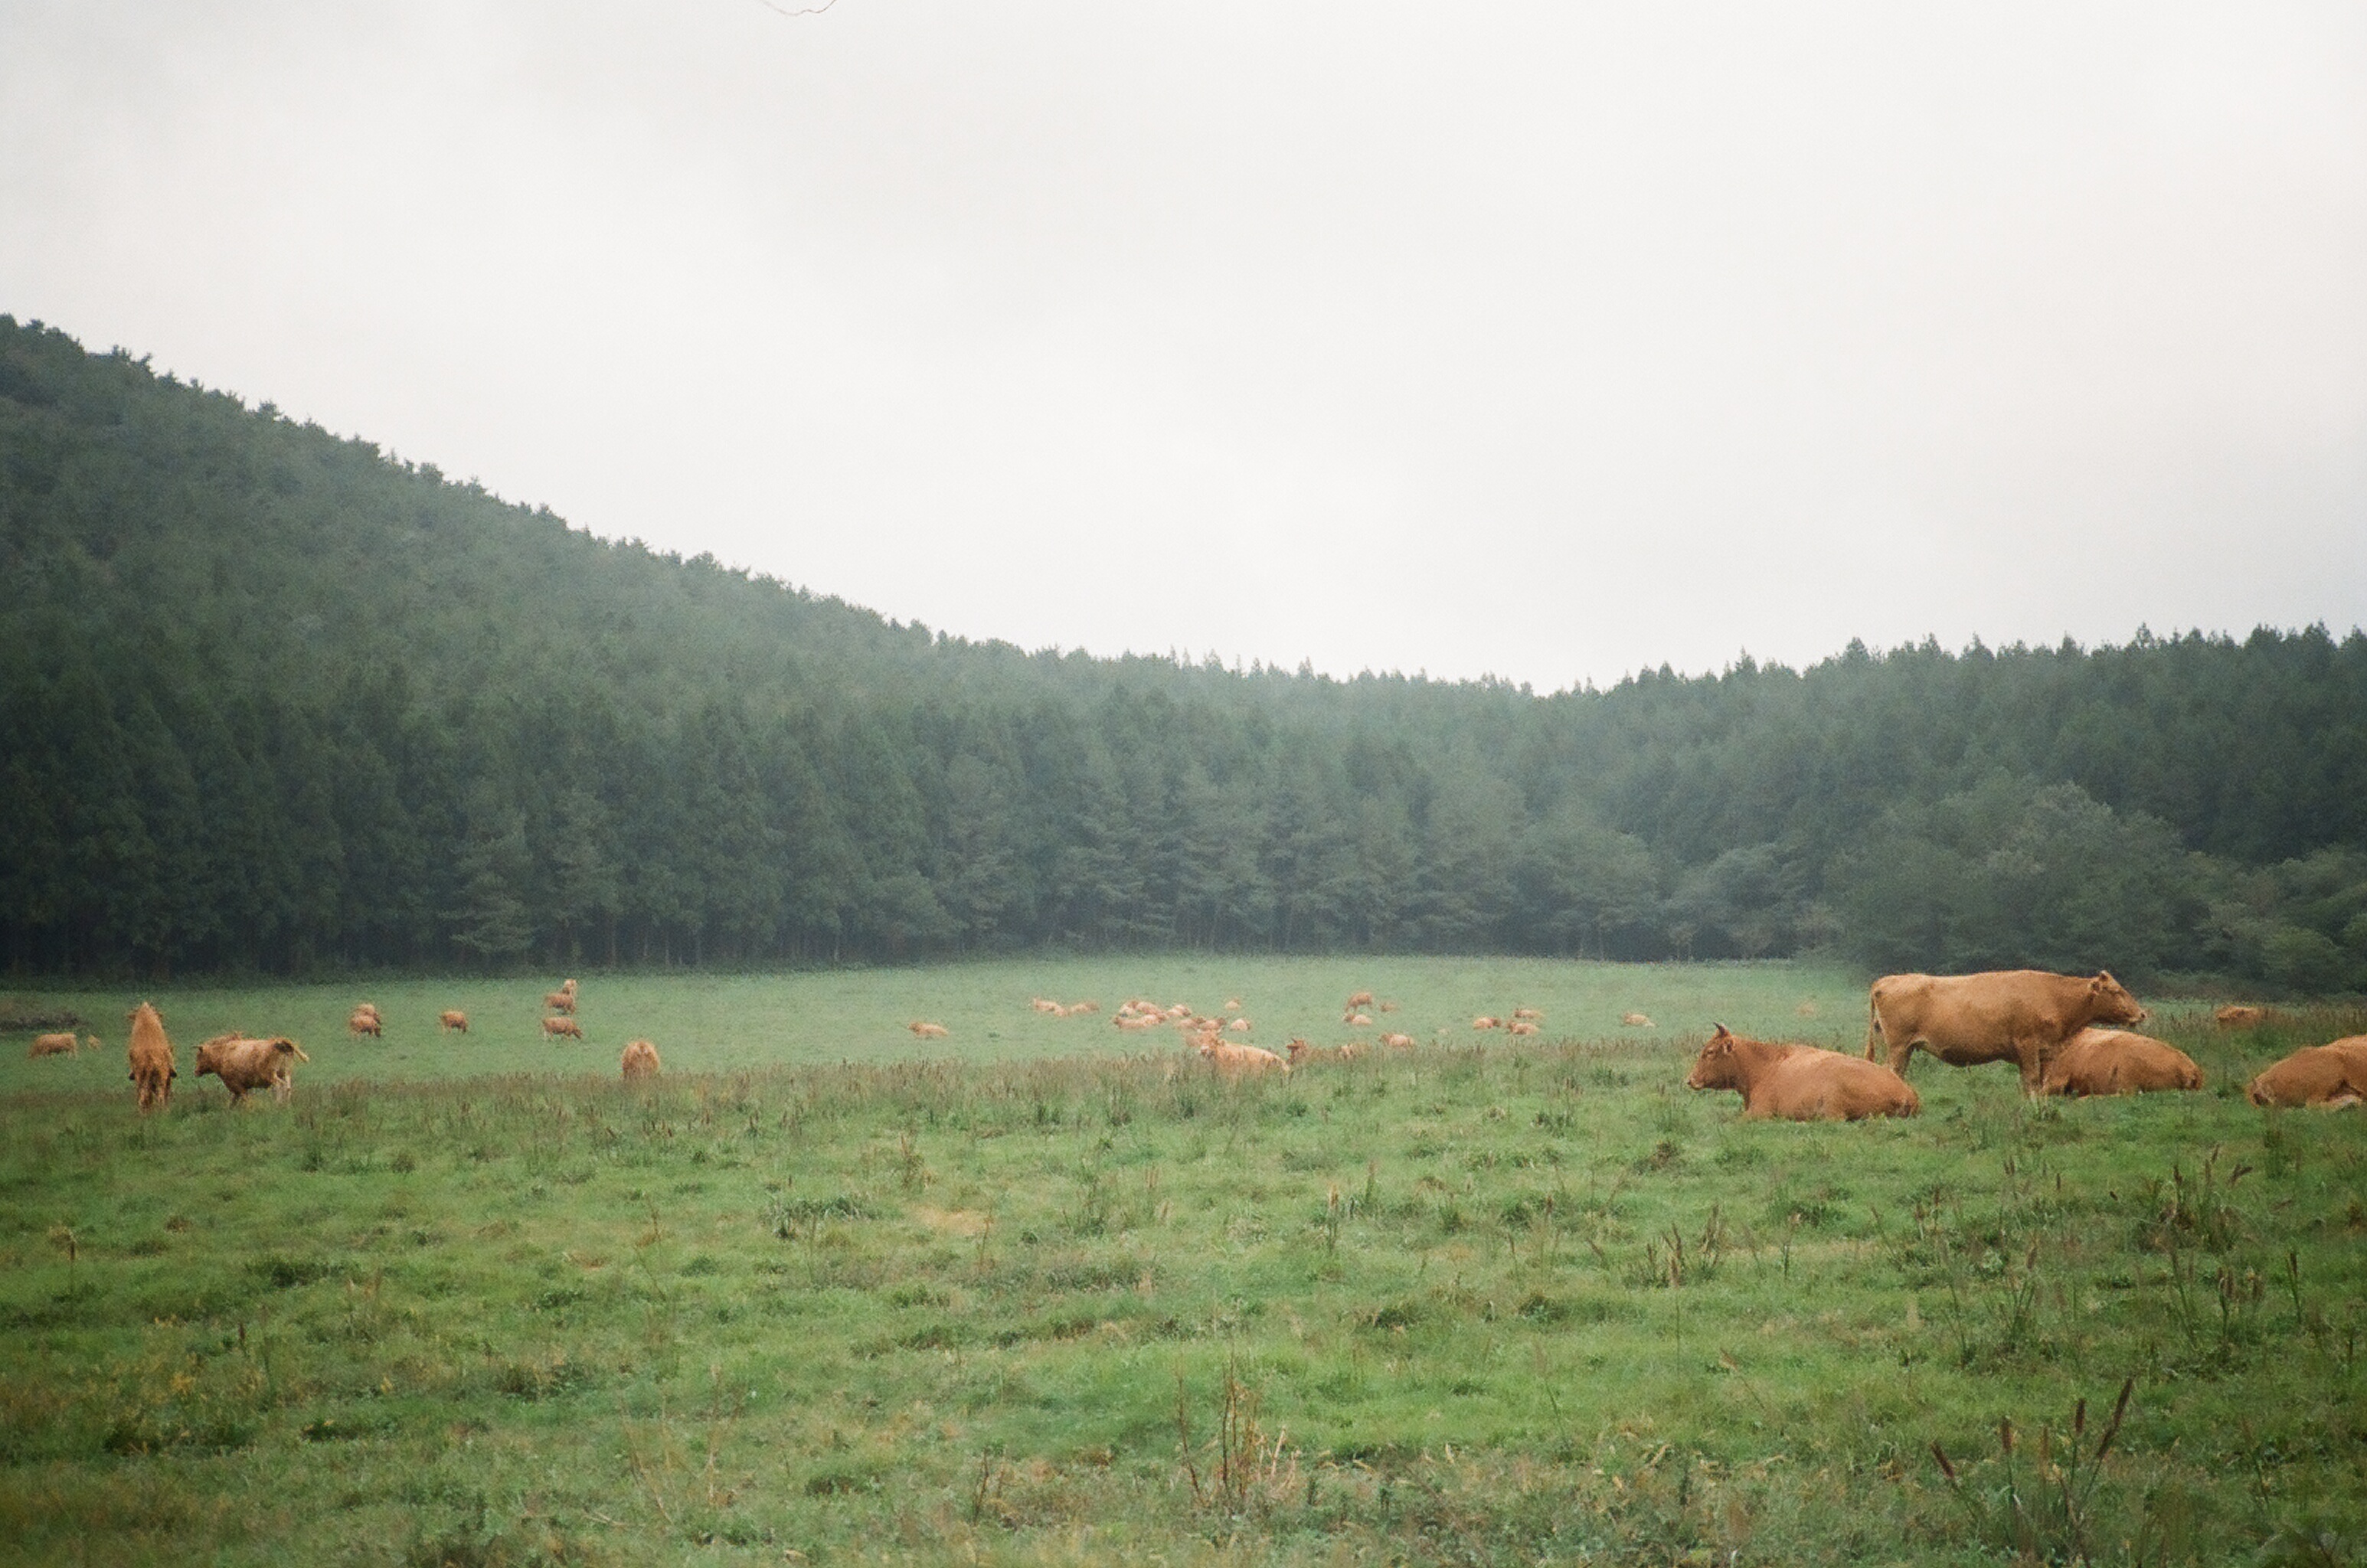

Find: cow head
[2089,972,2146,1026]
[1685,1024,1742,1092]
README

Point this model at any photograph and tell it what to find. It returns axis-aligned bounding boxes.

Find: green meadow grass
[2,960,2363,1565]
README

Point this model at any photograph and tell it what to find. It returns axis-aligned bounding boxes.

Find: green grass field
[2,959,2363,1565]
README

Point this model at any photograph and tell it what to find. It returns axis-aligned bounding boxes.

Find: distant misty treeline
[5,315,2366,990]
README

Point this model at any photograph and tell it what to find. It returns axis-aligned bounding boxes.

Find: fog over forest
[4,317,2364,990]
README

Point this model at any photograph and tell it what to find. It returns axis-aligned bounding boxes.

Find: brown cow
[348,1008,382,1038]
[1472,1015,1502,1031]
[908,1021,950,1040]
[1865,970,2146,1093]
[28,1032,77,1058]
[1512,1007,1544,1021]
[1379,1031,1416,1051]
[2041,1027,2204,1097]
[2215,1004,2268,1028]
[541,1015,584,1040]
[1343,1011,1373,1026]
[1196,1037,1288,1076]
[544,985,577,1015]
[1621,1011,1654,1027]
[1345,990,1375,1011]
[126,1002,175,1111]
[1285,1037,1364,1066]
[1687,1024,1920,1121]
[621,1039,661,1080]
[1506,1019,1540,1037]
[195,1034,309,1103]
[439,1010,469,1034]
[2245,1037,2367,1109]
[1067,1000,1100,1014]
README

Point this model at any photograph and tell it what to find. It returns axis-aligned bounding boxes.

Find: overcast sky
[4,3,2363,689]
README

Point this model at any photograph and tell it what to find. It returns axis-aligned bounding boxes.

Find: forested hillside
[5,314,2365,988]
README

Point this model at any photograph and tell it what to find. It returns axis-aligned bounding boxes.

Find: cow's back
[2043,1027,2202,1096]
[1756,1051,1920,1121]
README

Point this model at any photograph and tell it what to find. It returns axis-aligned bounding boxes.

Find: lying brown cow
[2246,1037,2367,1109]
[126,1002,175,1112]
[195,1034,310,1103]
[1196,1037,1288,1076]
[28,1032,77,1058]
[2040,1027,2203,1097]
[620,1039,661,1080]
[2215,1004,2268,1027]
[1866,969,2146,1092]
[1688,1024,1919,1121]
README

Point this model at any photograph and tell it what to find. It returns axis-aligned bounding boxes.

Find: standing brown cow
[126,1002,175,1112]
[28,1032,77,1058]
[195,1034,310,1103]
[620,1039,661,1080]
[438,1010,469,1034]
[1865,970,2146,1093]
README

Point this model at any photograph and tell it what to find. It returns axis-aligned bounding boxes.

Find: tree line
[5,315,2365,991]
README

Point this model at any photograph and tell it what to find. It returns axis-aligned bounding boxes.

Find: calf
[2246,1037,2367,1109]
[1686,1024,1919,1122]
[2041,1027,2203,1097]
[195,1034,309,1103]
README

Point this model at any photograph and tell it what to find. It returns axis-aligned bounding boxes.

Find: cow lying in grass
[2246,1037,2367,1109]
[2040,1027,2203,1096]
[1687,1024,1919,1121]
[195,1034,309,1103]
[1196,1037,1287,1076]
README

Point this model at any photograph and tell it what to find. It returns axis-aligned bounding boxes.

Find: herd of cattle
[20,967,2367,1119]
[62,978,669,1112]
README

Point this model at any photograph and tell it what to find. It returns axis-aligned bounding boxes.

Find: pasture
[2,959,2362,1565]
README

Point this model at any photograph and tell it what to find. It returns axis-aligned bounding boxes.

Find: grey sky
[5,2,2363,689]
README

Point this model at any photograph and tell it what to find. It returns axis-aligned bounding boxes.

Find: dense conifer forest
[5,314,2365,988]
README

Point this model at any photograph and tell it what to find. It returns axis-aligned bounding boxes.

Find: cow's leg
[2015,1040,2048,1096]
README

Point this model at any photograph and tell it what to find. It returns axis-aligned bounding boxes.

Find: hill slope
[3,314,2365,984]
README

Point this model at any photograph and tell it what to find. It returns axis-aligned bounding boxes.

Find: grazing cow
[2246,1037,2367,1109]
[1472,1016,1502,1031]
[126,1002,175,1112]
[348,1008,382,1038]
[621,1039,661,1080]
[1621,1012,1654,1027]
[1506,1020,1540,1037]
[2215,1005,2268,1028]
[1686,1024,1920,1122]
[541,1015,584,1040]
[1285,1037,1364,1066]
[2041,1027,2204,1097]
[1345,991,1375,1011]
[1379,1031,1416,1051]
[908,1021,950,1040]
[1344,1011,1373,1027]
[195,1034,309,1103]
[439,1010,469,1034]
[1196,1037,1288,1076]
[29,1032,77,1058]
[1865,970,2146,1093]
